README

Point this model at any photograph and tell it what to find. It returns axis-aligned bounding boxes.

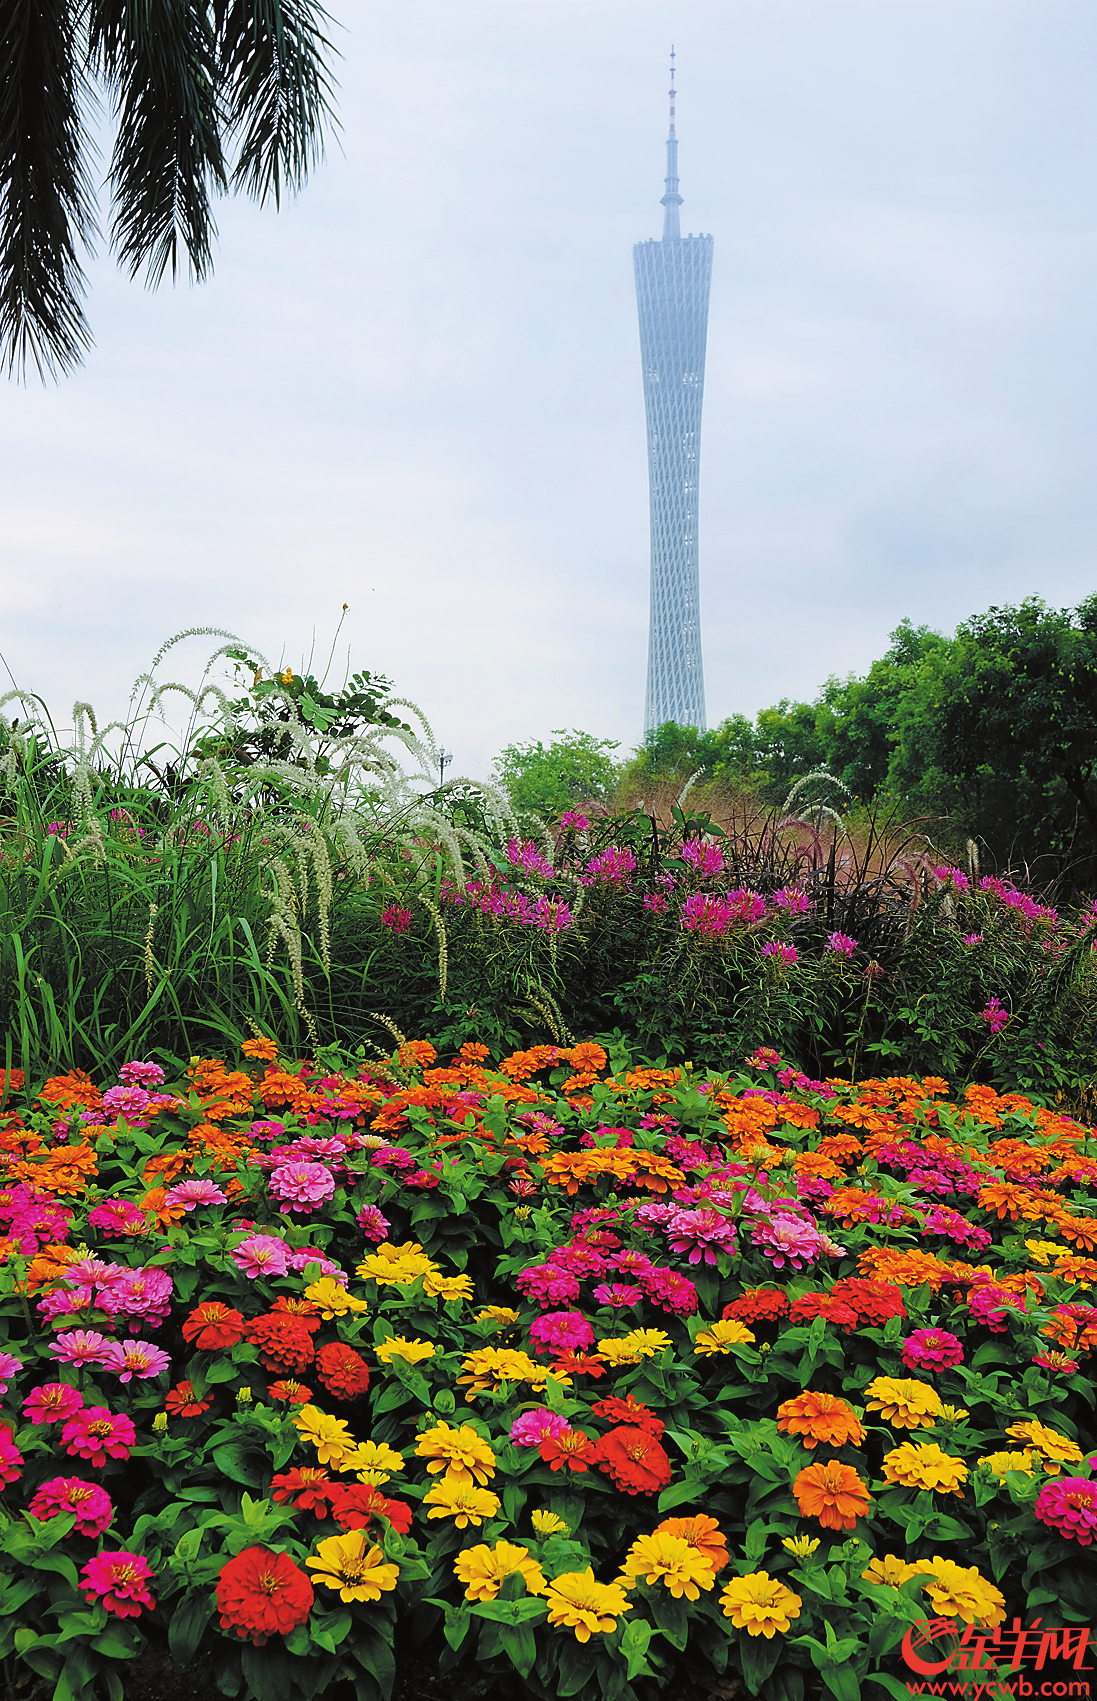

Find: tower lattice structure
[634,50,713,734]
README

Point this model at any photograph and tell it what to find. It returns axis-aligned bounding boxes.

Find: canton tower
[634,50,713,733]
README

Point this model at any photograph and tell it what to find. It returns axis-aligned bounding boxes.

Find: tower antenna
[661,44,682,241]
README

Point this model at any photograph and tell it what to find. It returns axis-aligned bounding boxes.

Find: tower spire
[661,45,682,240]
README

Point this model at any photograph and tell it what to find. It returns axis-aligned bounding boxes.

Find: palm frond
[216,0,339,207]
[0,0,96,379]
[89,0,226,282]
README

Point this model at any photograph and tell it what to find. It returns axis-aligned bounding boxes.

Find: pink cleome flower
[528,1310,596,1357]
[581,845,637,888]
[99,1340,172,1382]
[681,838,725,877]
[22,1383,84,1425]
[30,1477,113,1537]
[510,1408,571,1448]
[981,997,1010,1035]
[164,1178,228,1212]
[0,1425,24,1485]
[761,941,798,966]
[1034,1478,1097,1546]
[231,1234,290,1279]
[80,1551,156,1618]
[901,1329,964,1372]
[771,887,811,915]
[381,905,412,934]
[61,1408,136,1468]
[680,893,737,938]
[269,1162,336,1215]
[825,931,857,957]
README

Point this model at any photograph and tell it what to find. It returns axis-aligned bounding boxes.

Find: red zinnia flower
[591,1395,665,1437]
[314,1342,371,1401]
[788,1292,859,1332]
[271,1468,335,1516]
[243,1314,316,1375]
[829,1277,907,1326]
[269,1296,322,1326]
[215,1546,315,1645]
[722,1288,790,1325]
[538,1428,603,1473]
[164,1380,211,1418]
[181,1301,245,1350]
[328,1483,414,1534]
[550,1352,607,1379]
[596,1425,673,1496]
[269,1380,314,1405]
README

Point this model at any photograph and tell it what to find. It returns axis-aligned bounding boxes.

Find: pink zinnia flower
[249,1119,287,1138]
[1034,1478,1097,1547]
[118,1060,166,1088]
[164,1178,228,1212]
[606,1250,654,1277]
[61,1408,136,1468]
[87,1200,148,1237]
[356,1204,390,1241]
[510,1408,571,1448]
[901,1328,964,1372]
[0,1425,23,1485]
[749,1212,824,1270]
[107,1266,173,1331]
[666,1208,738,1266]
[49,1330,115,1366]
[0,1351,21,1395]
[286,1248,344,1277]
[515,1263,581,1310]
[638,1266,699,1316]
[592,1283,643,1308]
[528,1310,596,1357]
[269,1162,336,1215]
[80,1551,156,1618]
[966,1282,1026,1333]
[231,1234,290,1278]
[22,1383,84,1425]
[30,1477,113,1537]
[98,1339,171,1382]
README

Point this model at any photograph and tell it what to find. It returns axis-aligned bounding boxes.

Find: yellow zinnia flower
[293,1404,353,1466]
[375,1335,436,1367]
[782,1536,820,1559]
[694,1319,757,1355]
[616,1532,716,1601]
[356,1240,438,1286]
[303,1276,369,1319]
[881,1443,969,1496]
[336,1438,405,1484]
[543,1568,631,1642]
[305,1529,399,1602]
[453,1541,546,1602]
[1025,1238,1072,1266]
[909,1557,1006,1628]
[862,1555,918,1588]
[416,1421,496,1485]
[618,1328,672,1358]
[531,1511,569,1537]
[978,1449,1036,1479]
[719,1572,802,1638]
[475,1306,520,1327]
[456,1345,542,1399]
[864,1376,943,1430]
[423,1271,475,1303]
[596,1339,643,1368]
[1005,1421,1084,1476]
[422,1472,501,1529]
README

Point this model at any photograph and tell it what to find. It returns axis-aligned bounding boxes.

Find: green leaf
[29,1552,79,1587]
[468,1599,547,1625]
[821,1668,861,1701]
[498,1622,538,1679]
[650,1590,688,1650]
[555,1637,599,1698]
[620,1618,653,1681]
[353,1629,396,1700]
[865,1677,914,1701]
[168,1590,214,1667]
[241,1641,292,1701]
[739,1634,782,1695]
[440,1608,472,1653]
[211,1442,263,1488]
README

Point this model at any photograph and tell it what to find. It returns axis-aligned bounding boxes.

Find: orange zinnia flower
[793,1461,871,1530]
[777,1391,865,1450]
[539,1429,602,1473]
[655,1514,729,1574]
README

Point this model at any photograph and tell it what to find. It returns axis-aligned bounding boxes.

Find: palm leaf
[216,0,338,207]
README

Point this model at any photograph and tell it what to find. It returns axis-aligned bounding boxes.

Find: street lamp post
[436,747,453,789]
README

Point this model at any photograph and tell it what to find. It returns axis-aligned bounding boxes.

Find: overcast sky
[2,0,1095,783]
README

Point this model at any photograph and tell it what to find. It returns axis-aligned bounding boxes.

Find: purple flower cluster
[507,838,554,878]
[581,845,637,888]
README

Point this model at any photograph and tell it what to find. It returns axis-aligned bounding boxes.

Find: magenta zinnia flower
[639,1266,699,1316]
[592,1283,643,1308]
[118,1060,166,1087]
[0,1351,21,1395]
[666,1208,738,1266]
[80,1551,156,1617]
[22,1383,85,1425]
[30,1477,113,1537]
[510,1408,571,1448]
[356,1204,390,1241]
[98,1339,171,1382]
[1034,1478,1097,1546]
[88,1199,148,1237]
[515,1263,581,1309]
[528,1309,595,1357]
[231,1234,290,1278]
[61,1408,136,1468]
[901,1329,964,1372]
[0,1424,23,1485]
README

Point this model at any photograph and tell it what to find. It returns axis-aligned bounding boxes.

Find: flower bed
[0,1037,1094,1701]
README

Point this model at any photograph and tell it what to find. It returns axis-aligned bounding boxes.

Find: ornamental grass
[0,1036,1093,1701]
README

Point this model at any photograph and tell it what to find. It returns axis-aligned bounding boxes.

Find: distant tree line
[493,596,1097,891]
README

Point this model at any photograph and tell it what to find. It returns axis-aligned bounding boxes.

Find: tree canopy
[1,0,338,378]
[491,729,622,821]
